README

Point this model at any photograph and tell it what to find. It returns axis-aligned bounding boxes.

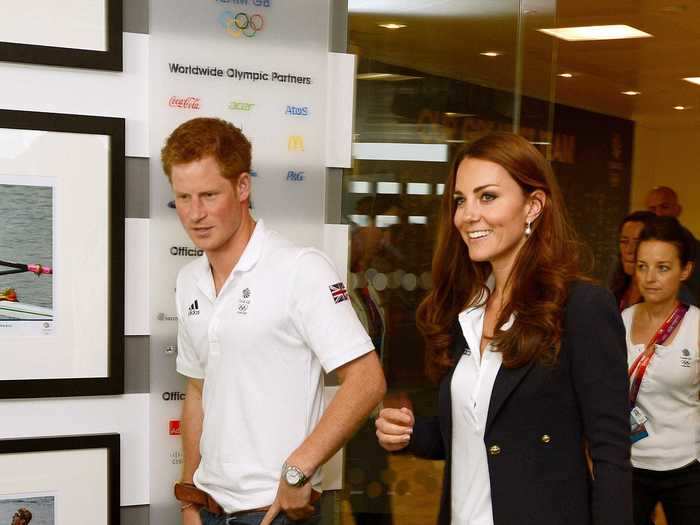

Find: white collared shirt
[175,220,374,512]
[451,285,513,525]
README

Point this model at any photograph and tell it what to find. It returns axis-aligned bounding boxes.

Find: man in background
[645,186,700,303]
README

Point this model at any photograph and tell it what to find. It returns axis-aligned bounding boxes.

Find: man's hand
[181,504,202,525]
[260,481,314,525]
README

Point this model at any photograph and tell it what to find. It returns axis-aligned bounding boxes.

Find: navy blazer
[408,282,632,525]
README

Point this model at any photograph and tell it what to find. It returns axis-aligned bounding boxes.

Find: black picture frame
[0,433,120,524]
[0,0,123,71]
[0,109,125,399]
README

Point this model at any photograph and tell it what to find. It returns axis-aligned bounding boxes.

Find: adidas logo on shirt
[188,300,200,317]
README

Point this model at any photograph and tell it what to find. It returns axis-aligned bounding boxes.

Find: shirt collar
[193,219,267,300]
[458,275,516,351]
[233,219,266,273]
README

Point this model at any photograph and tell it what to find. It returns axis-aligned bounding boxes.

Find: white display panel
[0,394,149,506]
[125,219,150,336]
[0,33,148,157]
[0,1,107,51]
[326,53,357,168]
[149,2,332,523]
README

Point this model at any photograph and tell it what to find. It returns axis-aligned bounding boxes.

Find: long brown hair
[417,132,585,381]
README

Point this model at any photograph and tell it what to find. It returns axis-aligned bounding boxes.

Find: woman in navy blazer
[376,132,632,525]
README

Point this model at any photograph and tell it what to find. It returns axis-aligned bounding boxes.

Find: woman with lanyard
[375,132,631,525]
[623,215,700,525]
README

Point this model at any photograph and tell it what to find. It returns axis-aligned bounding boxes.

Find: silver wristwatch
[282,462,309,487]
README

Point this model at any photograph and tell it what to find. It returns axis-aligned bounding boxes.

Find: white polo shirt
[175,220,374,513]
[622,304,700,470]
[451,281,513,525]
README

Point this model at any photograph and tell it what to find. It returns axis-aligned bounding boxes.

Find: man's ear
[527,189,546,223]
[237,172,251,202]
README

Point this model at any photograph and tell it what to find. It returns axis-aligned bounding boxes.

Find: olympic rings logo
[219,11,264,38]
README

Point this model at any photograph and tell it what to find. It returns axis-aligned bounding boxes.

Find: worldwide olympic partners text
[168,63,312,85]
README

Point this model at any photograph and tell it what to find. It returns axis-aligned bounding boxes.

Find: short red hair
[161,117,251,182]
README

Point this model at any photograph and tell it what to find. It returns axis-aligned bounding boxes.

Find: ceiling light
[356,73,422,81]
[660,5,688,14]
[378,23,406,29]
[538,24,652,41]
[621,91,641,96]
[557,73,574,78]
[444,112,476,118]
[480,51,502,57]
[683,77,700,86]
[376,182,401,194]
[674,105,688,110]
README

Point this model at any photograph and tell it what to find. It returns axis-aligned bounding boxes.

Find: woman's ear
[681,261,694,282]
[527,190,546,223]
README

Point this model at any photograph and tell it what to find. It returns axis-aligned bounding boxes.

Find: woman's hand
[375,407,414,451]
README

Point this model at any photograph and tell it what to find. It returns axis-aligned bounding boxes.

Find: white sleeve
[175,273,205,379]
[289,249,374,372]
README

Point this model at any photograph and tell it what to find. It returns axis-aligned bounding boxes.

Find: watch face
[286,468,302,485]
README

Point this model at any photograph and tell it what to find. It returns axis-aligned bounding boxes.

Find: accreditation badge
[630,406,649,443]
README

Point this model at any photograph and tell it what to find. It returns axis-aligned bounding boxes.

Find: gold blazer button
[489,445,501,455]
[541,434,551,444]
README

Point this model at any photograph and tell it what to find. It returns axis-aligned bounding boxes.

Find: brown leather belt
[174,482,321,517]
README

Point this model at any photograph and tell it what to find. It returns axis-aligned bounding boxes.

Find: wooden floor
[339,454,443,525]
[338,454,668,525]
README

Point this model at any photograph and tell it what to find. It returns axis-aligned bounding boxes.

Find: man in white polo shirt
[161,117,386,525]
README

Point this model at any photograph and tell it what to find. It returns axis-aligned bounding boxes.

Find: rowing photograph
[0,177,54,335]
[0,493,55,525]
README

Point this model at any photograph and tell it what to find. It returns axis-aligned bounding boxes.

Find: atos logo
[288,136,305,151]
[285,105,309,117]
[286,171,305,182]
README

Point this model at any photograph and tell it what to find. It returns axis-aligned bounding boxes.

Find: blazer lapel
[450,321,468,359]
[485,360,535,434]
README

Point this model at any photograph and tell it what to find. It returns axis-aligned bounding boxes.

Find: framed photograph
[0,434,119,524]
[0,109,125,399]
[0,0,122,71]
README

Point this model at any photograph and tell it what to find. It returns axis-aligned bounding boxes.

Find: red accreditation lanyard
[628,302,689,407]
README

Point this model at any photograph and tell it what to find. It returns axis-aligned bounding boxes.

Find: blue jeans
[200,504,321,525]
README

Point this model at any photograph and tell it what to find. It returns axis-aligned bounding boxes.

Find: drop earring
[525,220,532,237]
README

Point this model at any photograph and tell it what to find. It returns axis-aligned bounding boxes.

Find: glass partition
[337,2,557,524]
[333,2,700,525]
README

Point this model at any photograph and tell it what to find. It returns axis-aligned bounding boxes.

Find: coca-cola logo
[169,96,201,110]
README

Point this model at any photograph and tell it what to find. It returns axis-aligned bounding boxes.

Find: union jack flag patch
[329,282,350,304]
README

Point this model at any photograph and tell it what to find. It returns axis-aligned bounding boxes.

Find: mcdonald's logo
[288,135,305,151]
